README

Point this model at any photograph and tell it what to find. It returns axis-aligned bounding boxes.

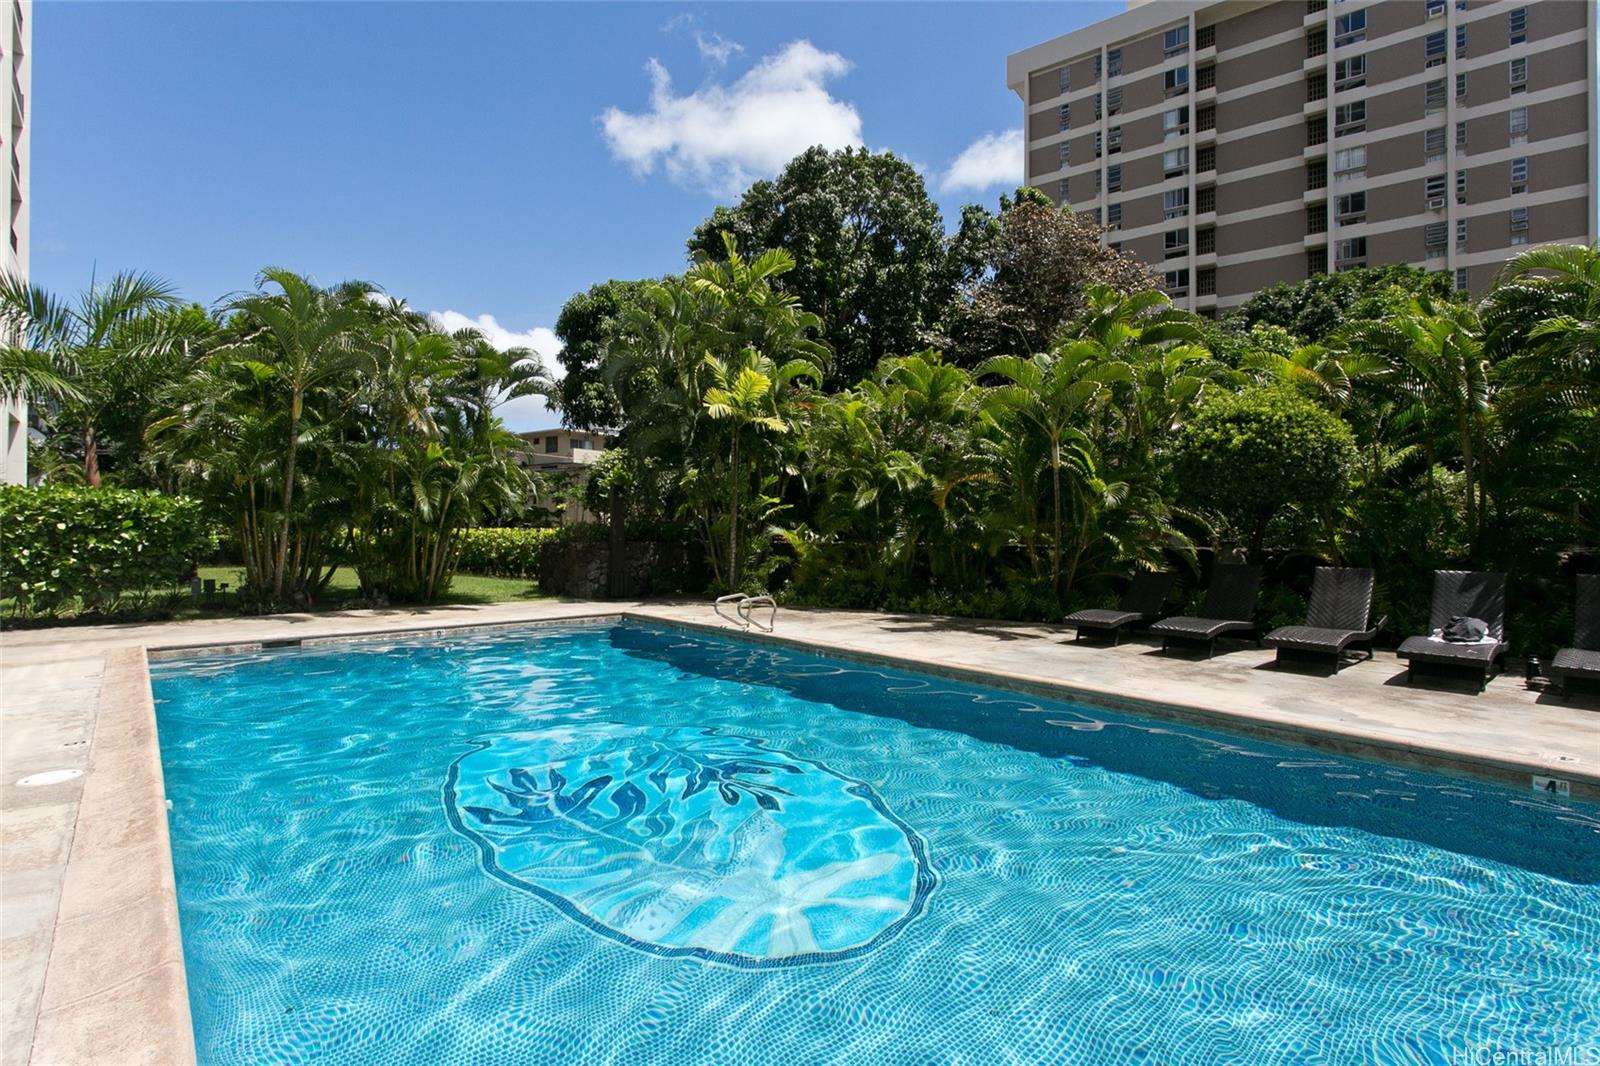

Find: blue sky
[33,1,1111,428]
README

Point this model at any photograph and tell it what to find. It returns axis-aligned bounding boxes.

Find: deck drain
[16,768,83,787]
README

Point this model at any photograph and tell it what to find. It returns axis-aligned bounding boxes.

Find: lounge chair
[1065,570,1176,644]
[1396,570,1507,691]
[1264,566,1385,673]
[1549,574,1600,698]
[1149,564,1262,658]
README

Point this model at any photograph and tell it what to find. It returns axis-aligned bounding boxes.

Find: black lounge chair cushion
[1065,608,1146,630]
[1265,625,1367,652]
[1397,634,1504,665]
[1150,616,1255,640]
[1550,647,1600,682]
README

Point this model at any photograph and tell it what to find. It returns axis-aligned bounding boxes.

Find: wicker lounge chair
[1396,570,1507,691]
[1149,564,1262,658]
[1264,567,1385,673]
[1549,574,1600,698]
[1065,570,1176,644]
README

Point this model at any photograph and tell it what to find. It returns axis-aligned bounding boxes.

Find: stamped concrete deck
[2,599,1596,1064]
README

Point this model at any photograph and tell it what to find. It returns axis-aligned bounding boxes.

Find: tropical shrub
[1175,387,1356,559]
[455,527,561,579]
[0,485,216,617]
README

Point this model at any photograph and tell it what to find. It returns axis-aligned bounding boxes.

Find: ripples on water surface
[151,623,1600,1065]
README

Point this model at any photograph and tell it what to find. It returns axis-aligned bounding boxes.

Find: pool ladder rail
[714,593,777,632]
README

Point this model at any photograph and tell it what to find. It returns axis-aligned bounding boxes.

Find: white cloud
[694,30,744,66]
[600,40,863,196]
[939,128,1024,194]
[427,310,562,432]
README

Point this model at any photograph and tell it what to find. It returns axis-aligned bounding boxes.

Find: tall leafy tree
[552,279,652,431]
[688,147,947,388]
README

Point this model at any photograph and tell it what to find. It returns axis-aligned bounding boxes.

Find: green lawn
[189,566,546,614]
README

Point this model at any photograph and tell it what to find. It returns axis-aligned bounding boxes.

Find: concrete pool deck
[2,598,1597,1063]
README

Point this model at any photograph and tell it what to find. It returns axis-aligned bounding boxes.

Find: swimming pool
[152,622,1600,1064]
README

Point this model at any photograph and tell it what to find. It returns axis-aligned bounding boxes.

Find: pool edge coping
[36,603,1595,1064]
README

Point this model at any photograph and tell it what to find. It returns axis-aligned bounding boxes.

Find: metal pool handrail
[713,593,777,632]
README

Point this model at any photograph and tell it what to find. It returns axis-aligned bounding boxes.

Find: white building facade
[2,0,29,484]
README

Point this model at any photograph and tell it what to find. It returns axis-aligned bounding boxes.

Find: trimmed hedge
[0,485,217,618]
[454,527,562,579]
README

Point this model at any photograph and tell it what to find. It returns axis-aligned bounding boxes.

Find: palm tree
[1349,295,1492,555]
[215,268,377,601]
[0,270,180,484]
[445,328,552,435]
[979,343,1126,594]
[702,348,817,587]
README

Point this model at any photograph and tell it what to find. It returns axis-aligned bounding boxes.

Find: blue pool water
[151,623,1600,1065]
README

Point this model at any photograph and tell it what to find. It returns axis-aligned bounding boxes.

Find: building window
[1196,226,1215,254]
[1059,177,1070,203]
[1424,221,1448,250]
[1336,191,1366,223]
[1455,24,1467,58]
[1425,173,1447,205]
[1197,266,1216,297]
[1164,229,1189,258]
[1456,72,1467,101]
[1456,120,1467,149]
[1334,101,1365,136]
[1456,218,1468,249]
[1307,202,1328,235]
[1334,9,1366,46]
[1107,202,1122,229]
[1108,126,1123,154]
[1163,147,1189,178]
[1107,163,1122,192]
[1308,248,1328,276]
[1197,104,1216,131]
[1307,27,1328,58]
[1164,25,1189,58]
[1510,206,1529,244]
[1335,56,1365,91]
[1196,63,1216,90]
[1093,92,1103,120]
[1510,156,1528,194]
[1455,267,1469,292]
[1307,158,1329,190]
[1163,107,1189,139]
[1456,169,1468,204]
[1423,126,1446,163]
[1058,66,1070,94]
[1197,23,1215,50]
[1424,79,1446,113]
[545,436,559,453]
[1107,86,1123,114]
[1163,189,1190,220]
[1425,31,1446,67]
[1509,57,1527,93]
[1335,237,1367,268]
[1307,72,1328,103]
[1509,106,1528,142]
[1165,67,1190,95]
[1093,54,1103,81]
[1509,7,1527,45]
[1107,48,1122,77]
[1059,141,1070,168]
[1059,103,1070,131]
[1308,0,1327,12]
[1197,185,1216,213]
[1197,144,1215,172]
[1334,146,1365,180]
[1164,268,1190,295]
[1308,115,1328,147]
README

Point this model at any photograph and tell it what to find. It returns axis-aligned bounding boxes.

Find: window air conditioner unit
[1427,197,1445,210]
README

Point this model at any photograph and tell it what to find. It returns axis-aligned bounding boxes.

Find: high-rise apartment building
[1007,0,1597,315]
[2,0,28,483]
